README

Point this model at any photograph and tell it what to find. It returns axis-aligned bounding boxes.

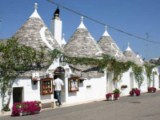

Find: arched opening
[54,66,66,102]
[54,66,65,80]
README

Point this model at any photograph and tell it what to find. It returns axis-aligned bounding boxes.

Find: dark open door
[13,87,23,103]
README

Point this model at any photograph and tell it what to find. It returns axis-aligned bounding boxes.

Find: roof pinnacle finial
[126,42,132,51]
[29,2,41,19]
[102,25,110,36]
[34,3,38,10]
[62,33,66,45]
[77,16,86,29]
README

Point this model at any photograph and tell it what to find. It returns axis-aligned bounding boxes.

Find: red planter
[106,93,120,100]
[106,93,113,101]
[148,87,156,93]
[114,93,120,100]
[129,88,140,96]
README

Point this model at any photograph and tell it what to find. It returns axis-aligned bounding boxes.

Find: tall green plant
[132,64,144,88]
[144,63,155,87]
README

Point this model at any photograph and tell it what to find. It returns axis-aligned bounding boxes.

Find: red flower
[114,93,120,100]
[106,93,113,100]
[148,87,156,93]
[129,88,140,96]
[12,101,41,116]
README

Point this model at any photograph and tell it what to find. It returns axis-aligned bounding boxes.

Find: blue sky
[0,0,160,60]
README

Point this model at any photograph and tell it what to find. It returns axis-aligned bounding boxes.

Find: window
[68,77,79,92]
[40,78,53,95]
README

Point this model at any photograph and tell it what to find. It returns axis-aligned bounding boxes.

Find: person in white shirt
[53,76,64,106]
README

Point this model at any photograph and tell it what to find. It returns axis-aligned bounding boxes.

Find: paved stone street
[1,91,160,120]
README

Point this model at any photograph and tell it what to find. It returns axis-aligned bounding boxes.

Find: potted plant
[153,87,156,92]
[148,87,156,93]
[134,88,140,96]
[129,88,140,96]
[106,93,114,101]
[113,89,120,100]
[129,88,135,96]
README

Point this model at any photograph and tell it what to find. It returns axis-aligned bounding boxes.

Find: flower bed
[148,87,156,93]
[129,88,140,96]
[12,101,41,116]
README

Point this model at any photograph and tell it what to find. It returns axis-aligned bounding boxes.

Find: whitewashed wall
[119,67,160,97]
[140,72,148,93]
[10,78,41,108]
[48,60,107,104]
[123,70,145,96]
[3,62,160,111]
[10,77,55,109]
[119,70,131,96]
[65,75,107,104]
[139,67,160,92]
[152,68,160,90]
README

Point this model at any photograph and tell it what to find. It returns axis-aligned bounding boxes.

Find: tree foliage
[144,63,155,86]
[132,64,144,88]
[107,60,133,81]
[51,49,156,86]
[51,49,133,82]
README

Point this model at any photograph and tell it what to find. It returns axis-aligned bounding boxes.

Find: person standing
[53,76,64,106]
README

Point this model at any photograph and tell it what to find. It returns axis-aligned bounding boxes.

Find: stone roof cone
[13,3,61,51]
[123,43,143,65]
[64,16,103,58]
[63,17,104,79]
[98,26,125,61]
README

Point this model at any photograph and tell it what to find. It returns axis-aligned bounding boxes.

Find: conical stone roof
[123,44,143,66]
[98,27,126,61]
[64,17,103,58]
[64,17,104,79]
[13,3,61,51]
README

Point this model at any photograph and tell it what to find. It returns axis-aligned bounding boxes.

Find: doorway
[130,72,134,89]
[13,87,23,103]
[54,66,65,102]
[106,72,113,93]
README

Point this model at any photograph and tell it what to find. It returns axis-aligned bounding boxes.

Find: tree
[0,37,49,111]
